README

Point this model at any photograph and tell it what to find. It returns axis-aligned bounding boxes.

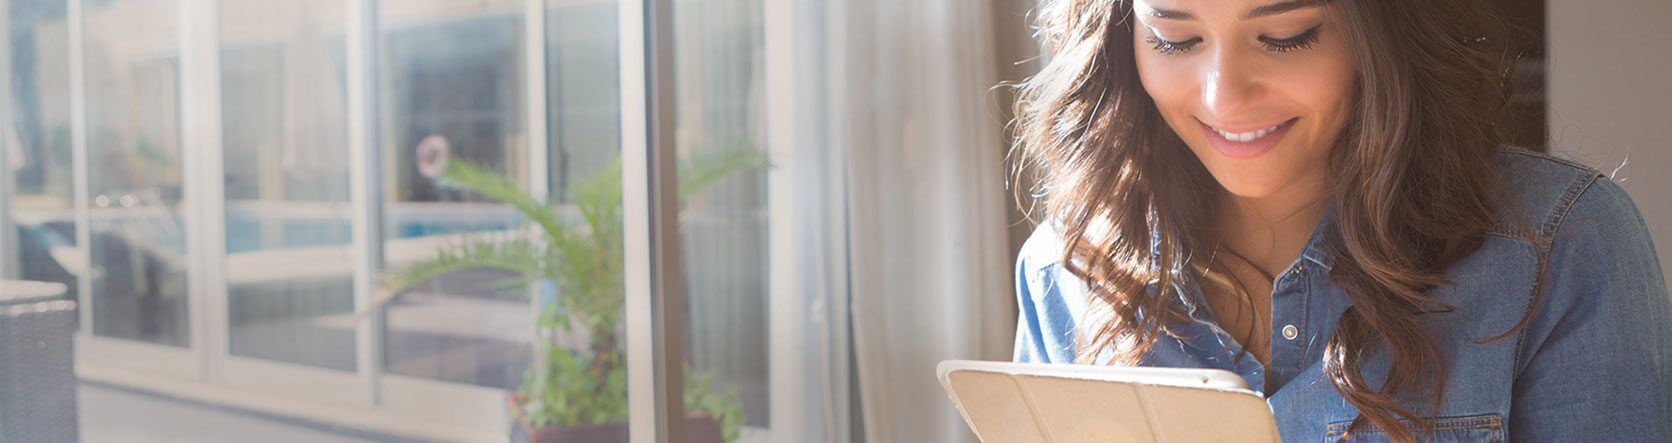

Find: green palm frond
[440,162,574,245]
[368,231,545,313]
[373,147,771,313]
[570,160,623,239]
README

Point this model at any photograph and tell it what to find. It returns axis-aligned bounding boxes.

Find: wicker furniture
[0,280,79,443]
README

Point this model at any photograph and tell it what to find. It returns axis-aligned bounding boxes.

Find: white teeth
[1214,121,1286,142]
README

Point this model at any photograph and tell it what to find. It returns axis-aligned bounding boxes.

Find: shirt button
[1281,324,1299,340]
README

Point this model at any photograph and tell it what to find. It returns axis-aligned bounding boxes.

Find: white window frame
[621,0,689,441]
[59,0,858,440]
[0,1,16,280]
[67,0,539,438]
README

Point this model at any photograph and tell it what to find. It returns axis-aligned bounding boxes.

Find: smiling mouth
[1206,118,1297,143]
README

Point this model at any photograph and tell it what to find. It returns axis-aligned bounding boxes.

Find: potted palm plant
[375,147,768,442]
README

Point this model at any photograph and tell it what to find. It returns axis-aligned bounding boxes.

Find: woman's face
[1132,0,1355,199]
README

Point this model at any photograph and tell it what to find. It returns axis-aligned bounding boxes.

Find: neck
[1216,178,1329,277]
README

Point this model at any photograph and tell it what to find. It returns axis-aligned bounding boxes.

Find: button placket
[1278,266,1307,343]
[1265,262,1311,393]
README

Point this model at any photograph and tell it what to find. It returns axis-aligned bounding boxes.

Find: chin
[1185,137,1326,201]
[1217,178,1287,199]
[1199,162,1297,199]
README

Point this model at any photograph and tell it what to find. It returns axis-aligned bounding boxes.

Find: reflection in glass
[220,0,357,371]
[84,0,189,347]
[674,0,771,429]
[377,0,531,390]
[6,0,78,298]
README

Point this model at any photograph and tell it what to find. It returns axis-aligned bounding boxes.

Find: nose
[1200,47,1263,120]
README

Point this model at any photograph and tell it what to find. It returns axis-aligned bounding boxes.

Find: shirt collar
[1297,202,1337,272]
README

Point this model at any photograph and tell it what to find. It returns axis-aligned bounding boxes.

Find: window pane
[673,0,770,431]
[546,0,619,201]
[85,0,188,347]
[6,0,76,296]
[220,0,356,371]
[377,0,530,390]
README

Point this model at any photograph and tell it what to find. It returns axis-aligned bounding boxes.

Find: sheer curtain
[831,0,1019,441]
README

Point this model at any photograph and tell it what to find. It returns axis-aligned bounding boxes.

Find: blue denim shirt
[1012,148,1672,441]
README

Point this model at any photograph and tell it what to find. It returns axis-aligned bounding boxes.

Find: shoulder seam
[1542,172,1603,237]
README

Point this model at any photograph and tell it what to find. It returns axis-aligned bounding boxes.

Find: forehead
[1132,0,1326,22]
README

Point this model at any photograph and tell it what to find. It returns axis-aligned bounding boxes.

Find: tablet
[937,360,1279,443]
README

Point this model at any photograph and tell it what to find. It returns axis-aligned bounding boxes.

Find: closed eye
[1145,34,1203,55]
[1258,25,1322,52]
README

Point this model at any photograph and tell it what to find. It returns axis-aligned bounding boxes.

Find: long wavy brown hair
[1011,0,1528,441]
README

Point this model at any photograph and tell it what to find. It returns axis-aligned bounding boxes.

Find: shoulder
[1014,219,1095,319]
[1490,146,1657,250]
[1013,218,1095,364]
[1489,146,1611,239]
[1490,146,1664,300]
[1017,219,1067,274]
[1497,150,1670,382]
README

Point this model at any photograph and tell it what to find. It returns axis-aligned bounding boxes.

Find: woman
[1008,0,1671,441]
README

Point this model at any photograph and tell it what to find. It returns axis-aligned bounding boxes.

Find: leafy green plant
[374,147,767,441]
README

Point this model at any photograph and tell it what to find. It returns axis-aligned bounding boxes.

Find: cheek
[1133,47,1195,118]
[1284,49,1357,141]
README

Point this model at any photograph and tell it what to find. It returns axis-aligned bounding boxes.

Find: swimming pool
[13,203,527,269]
[222,206,522,254]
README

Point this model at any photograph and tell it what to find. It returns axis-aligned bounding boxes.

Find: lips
[1199,117,1297,160]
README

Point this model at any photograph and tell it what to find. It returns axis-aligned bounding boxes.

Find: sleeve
[1509,178,1672,441]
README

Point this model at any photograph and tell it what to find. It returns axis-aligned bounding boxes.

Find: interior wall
[1547,0,1672,289]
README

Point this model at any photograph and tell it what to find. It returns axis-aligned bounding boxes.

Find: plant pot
[508,394,726,443]
[514,416,724,443]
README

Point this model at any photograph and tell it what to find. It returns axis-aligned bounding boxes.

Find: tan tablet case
[939,361,1279,443]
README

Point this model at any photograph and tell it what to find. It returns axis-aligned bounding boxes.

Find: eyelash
[1144,25,1323,55]
[1144,35,1202,55]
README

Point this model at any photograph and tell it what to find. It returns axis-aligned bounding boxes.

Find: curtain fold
[833,0,1019,441]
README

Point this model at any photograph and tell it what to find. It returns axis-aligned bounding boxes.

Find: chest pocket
[1323,414,1504,442]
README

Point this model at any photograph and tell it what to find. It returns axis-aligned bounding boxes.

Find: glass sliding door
[672,0,772,434]
[5,0,76,296]
[536,0,637,440]
[0,0,845,439]
[83,0,189,349]
[0,0,664,436]
[375,0,531,392]
[544,0,620,201]
[218,0,356,374]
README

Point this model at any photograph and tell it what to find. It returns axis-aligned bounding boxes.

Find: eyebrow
[1144,0,1324,21]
